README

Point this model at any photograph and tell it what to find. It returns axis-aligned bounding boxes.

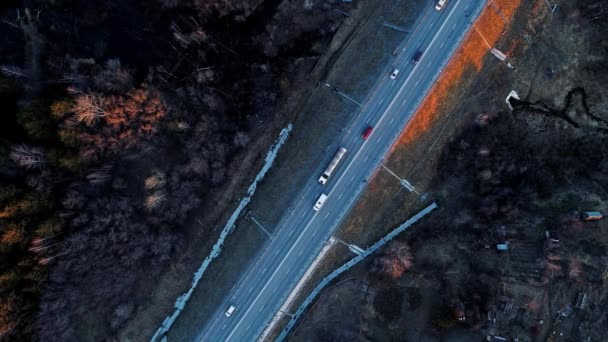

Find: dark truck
[412,50,423,64]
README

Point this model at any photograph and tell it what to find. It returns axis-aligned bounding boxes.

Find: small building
[453,303,466,321]
[545,231,560,249]
[575,293,588,310]
[581,211,603,221]
[560,305,573,317]
[496,242,510,251]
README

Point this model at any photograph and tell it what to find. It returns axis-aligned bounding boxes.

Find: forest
[0,0,344,340]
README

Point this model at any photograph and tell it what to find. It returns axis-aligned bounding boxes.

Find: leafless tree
[144,172,166,190]
[233,131,250,147]
[72,93,107,126]
[86,164,114,185]
[376,241,413,279]
[9,144,46,169]
[93,59,133,92]
[145,191,166,210]
[0,65,28,78]
[158,0,180,8]
[1,223,24,245]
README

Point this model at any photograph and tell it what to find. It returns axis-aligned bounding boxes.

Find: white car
[225,305,236,317]
[435,0,447,11]
[390,68,400,80]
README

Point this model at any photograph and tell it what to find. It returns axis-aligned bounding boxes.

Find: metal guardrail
[276,202,438,341]
[150,124,293,342]
[274,0,488,339]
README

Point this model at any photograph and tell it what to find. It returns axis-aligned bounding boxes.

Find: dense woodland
[0,0,344,340]
[439,110,608,226]
[359,109,608,336]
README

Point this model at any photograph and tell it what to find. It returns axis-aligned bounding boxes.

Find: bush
[373,286,404,322]
[16,101,54,142]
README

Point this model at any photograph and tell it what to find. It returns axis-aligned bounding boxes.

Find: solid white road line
[221,1,467,340]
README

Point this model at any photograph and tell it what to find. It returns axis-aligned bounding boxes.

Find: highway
[196,0,487,340]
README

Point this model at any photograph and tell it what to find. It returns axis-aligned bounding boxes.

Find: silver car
[390,68,400,80]
[435,0,447,11]
[225,305,236,317]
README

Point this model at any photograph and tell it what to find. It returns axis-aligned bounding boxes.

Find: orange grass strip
[394,0,522,147]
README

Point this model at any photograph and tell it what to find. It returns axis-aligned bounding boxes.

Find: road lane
[195,0,487,340]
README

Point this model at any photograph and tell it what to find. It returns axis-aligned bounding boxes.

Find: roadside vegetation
[0,0,347,340]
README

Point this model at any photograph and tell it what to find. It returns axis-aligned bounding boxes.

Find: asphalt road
[196,0,487,340]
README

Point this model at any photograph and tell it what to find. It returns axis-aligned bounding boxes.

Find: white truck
[313,194,328,211]
[318,147,347,185]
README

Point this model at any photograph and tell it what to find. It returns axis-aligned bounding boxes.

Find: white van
[225,305,236,317]
[313,194,328,211]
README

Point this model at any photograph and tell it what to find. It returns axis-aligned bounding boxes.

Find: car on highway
[313,193,328,211]
[390,68,400,79]
[362,126,373,140]
[435,0,447,11]
[412,50,423,64]
[225,305,236,317]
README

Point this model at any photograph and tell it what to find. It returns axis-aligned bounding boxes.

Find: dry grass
[395,0,522,147]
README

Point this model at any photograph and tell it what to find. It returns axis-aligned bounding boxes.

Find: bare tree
[376,241,413,279]
[145,192,166,210]
[93,59,133,92]
[9,144,46,169]
[86,164,114,185]
[0,65,28,78]
[158,0,179,8]
[72,93,107,126]
[1,223,25,245]
[144,172,166,190]
[233,131,250,147]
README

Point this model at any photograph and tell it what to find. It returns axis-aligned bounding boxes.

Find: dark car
[412,50,423,64]
[362,126,373,140]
